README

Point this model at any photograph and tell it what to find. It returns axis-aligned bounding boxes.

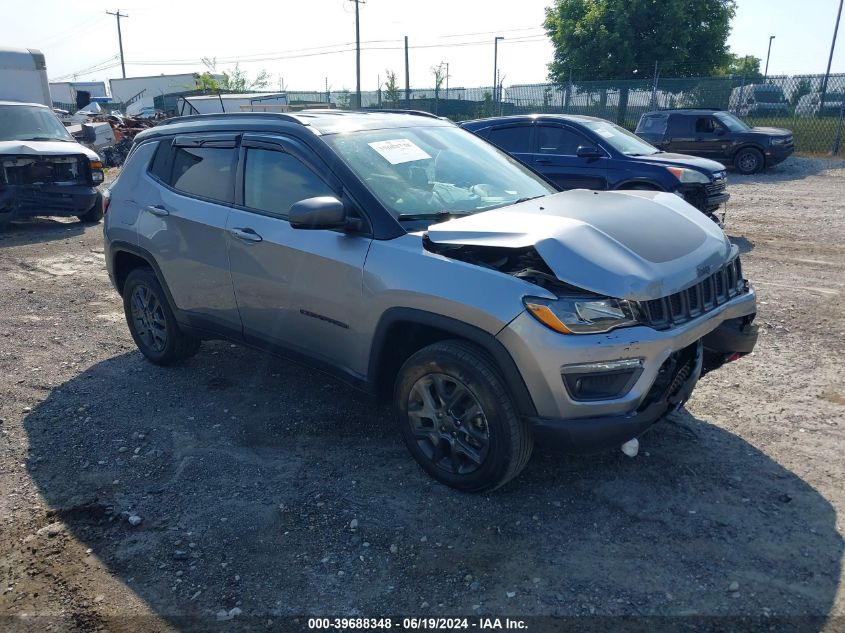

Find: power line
[106,9,129,78]
[127,34,547,67]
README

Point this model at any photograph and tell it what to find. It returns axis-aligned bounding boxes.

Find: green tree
[715,53,763,81]
[200,57,271,93]
[384,70,401,107]
[544,0,736,123]
[790,78,812,107]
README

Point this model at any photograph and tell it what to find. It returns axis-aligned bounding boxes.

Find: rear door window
[667,114,690,136]
[486,125,531,153]
[536,125,590,155]
[170,146,236,203]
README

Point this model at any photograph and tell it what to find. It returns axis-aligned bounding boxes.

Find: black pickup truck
[635,109,794,175]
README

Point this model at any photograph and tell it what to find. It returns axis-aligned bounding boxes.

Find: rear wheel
[77,193,104,224]
[734,148,764,174]
[122,267,200,365]
[394,340,533,492]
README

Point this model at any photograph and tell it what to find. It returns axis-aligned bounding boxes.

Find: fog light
[561,359,643,401]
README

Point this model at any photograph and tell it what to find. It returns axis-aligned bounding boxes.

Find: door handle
[145,205,169,217]
[535,158,552,164]
[229,227,263,243]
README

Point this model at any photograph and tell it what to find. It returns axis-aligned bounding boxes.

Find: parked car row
[460,114,729,223]
[99,109,758,491]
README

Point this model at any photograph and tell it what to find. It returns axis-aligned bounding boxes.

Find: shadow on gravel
[0,217,87,247]
[23,342,842,629]
[727,156,845,184]
[727,235,754,255]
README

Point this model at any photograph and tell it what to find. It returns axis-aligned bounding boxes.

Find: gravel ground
[0,158,844,632]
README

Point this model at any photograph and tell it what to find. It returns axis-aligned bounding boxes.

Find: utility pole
[821,0,844,104]
[764,35,775,79]
[404,36,410,106]
[106,9,128,78]
[348,0,364,109]
[493,36,504,103]
[444,62,449,100]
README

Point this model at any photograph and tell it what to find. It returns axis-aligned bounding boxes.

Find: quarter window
[536,125,590,155]
[170,146,236,203]
[243,148,333,217]
[486,126,531,153]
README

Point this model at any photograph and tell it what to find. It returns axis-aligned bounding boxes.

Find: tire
[394,340,533,492]
[122,267,201,366]
[77,193,104,224]
[734,148,764,175]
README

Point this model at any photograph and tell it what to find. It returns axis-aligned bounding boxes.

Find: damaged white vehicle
[0,101,104,228]
[104,110,758,491]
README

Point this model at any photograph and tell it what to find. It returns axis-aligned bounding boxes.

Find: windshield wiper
[512,195,544,204]
[396,211,473,223]
[20,136,71,142]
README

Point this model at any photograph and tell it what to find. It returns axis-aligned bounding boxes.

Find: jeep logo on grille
[697,264,712,277]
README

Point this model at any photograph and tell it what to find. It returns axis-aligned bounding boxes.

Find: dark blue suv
[461,114,729,222]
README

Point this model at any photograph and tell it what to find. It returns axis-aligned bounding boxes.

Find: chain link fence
[289,72,845,155]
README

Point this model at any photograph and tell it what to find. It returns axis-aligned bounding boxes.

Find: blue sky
[1,0,842,91]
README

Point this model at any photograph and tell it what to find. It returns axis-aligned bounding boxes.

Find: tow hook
[621,437,639,458]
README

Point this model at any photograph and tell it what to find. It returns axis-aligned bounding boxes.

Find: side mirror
[289,196,359,231]
[576,145,603,158]
[715,127,726,136]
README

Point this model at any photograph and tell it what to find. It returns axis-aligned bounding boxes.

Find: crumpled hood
[0,140,100,161]
[425,189,735,301]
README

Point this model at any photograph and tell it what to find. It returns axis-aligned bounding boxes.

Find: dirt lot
[1,158,844,632]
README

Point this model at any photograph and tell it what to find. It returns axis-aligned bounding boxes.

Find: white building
[49,81,108,105]
[177,93,289,115]
[109,73,210,115]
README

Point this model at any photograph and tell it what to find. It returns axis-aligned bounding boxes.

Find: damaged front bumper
[0,183,100,218]
[498,286,757,452]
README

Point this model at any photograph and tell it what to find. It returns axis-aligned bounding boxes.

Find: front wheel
[122,267,201,365]
[394,340,533,492]
[77,193,104,224]
[734,148,764,175]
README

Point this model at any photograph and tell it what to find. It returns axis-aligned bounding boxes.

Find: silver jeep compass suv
[103,110,758,492]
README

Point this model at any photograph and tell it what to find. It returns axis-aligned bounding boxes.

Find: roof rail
[157,111,307,127]
[654,107,722,111]
[374,109,444,119]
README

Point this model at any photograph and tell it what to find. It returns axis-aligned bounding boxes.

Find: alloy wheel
[407,373,490,475]
[739,152,759,172]
[130,284,168,353]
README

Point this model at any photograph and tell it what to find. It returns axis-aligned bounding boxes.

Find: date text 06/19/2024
[307,617,528,630]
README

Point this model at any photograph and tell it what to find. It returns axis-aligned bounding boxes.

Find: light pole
[493,36,504,103]
[764,35,775,79]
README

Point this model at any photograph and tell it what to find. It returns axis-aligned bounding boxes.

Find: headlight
[665,167,710,184]
[523,295,640,335]
[770,137,789,145]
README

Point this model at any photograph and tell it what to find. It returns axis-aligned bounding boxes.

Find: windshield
[713,111,750,132]
[322,125,556,220]
[0,105,74,142]
[580,119,659,156]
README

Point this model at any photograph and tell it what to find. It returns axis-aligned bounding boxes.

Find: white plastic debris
[621,438,639,458]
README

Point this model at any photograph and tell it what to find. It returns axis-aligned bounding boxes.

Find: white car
[795,91,845,117]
